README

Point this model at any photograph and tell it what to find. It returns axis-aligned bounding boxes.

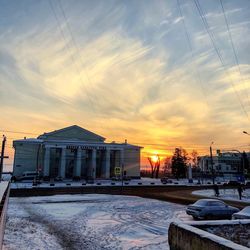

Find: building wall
[124,148,140,178]
[199,155,241,175]
[13,142,141,179]
[13,142,39,177]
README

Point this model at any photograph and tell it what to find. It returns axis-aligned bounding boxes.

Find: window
[194,200,208,206]
[209,201,225,206]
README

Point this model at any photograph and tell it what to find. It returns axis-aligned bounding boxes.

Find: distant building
[13,125,142,180]
[199,151,250,179]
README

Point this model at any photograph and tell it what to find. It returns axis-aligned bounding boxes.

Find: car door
[209,201,226,218]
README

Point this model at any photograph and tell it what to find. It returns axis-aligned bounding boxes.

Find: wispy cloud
[0,0,250,168]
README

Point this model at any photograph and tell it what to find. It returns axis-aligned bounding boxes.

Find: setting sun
[151,155,159,163]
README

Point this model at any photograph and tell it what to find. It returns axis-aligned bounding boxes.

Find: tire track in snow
[18,198,104,250]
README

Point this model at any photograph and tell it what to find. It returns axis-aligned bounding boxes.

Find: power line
[219,0,250,106]
[193,0,250,121]
[0,130,37,135]
[48,0,98,117]
[3,132,250,151]
[55,0,107,125]
[176,0,209,106]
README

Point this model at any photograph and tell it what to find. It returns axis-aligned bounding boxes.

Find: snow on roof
[195,198,222,202]
[186,219,250,227]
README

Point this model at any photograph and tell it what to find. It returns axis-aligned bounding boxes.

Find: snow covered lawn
[3,194,187,250]
[192,188,250,203]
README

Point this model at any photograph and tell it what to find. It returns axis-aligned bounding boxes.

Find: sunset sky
[1,0,250,170]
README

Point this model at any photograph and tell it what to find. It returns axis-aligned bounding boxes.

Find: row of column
[43,147,123,179]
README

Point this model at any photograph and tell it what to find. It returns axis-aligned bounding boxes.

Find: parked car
[18,171,39,181]
[232,206,250,219]
[54,176,63,182]
[161,177,168,182]
[186,199,239,220]
[160,177,173,184]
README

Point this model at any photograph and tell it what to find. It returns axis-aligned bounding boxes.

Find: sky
[0,0,250,170]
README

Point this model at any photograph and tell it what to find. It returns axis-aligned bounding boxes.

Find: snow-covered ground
[192,188,250,203]
[3,194,189,250]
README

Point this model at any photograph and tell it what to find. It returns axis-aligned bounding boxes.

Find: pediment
[38,125,105,142]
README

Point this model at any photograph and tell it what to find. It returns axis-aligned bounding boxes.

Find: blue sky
[0,0,250,168]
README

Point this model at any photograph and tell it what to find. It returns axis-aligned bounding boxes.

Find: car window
[209,201,225,206]
[194,200,207,206]
[242,207,250,213]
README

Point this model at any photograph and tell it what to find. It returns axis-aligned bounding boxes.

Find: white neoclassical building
[13,125,142,180]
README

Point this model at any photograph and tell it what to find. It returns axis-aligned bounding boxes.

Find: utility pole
[0,135,9,182]
[210,142,215,184]
[241,151,247,180]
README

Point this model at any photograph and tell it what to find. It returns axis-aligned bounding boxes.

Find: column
[60,147,66,178]
[91,149,96,179]
[102,149,110,178]
[43,146,50,177]
[75,147,82,177]
[120,149,124,177]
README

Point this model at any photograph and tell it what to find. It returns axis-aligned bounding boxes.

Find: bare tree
[148,155,160,178]
[190,150,199,168]
[163,157,172,176]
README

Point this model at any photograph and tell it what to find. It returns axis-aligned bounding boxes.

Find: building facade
[13,125,142,180]
[199,151,250,179]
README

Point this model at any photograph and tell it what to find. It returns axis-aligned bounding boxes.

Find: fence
[0,182,10,250]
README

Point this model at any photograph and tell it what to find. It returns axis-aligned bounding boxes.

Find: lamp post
[210,142,215,184]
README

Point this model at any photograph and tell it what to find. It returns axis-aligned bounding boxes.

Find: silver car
[186,199,239,220]
[232,206,250,219]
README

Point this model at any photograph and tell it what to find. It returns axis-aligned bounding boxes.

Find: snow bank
[192,188,250,203]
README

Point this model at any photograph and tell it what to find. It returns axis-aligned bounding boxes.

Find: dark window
[194,200,208,206]
[209,201,225,206]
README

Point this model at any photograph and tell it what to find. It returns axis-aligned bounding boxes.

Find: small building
[13,125,142,180]
[199,151,250,179]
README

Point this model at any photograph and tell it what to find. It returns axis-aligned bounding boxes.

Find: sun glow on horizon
[151,154,160,163]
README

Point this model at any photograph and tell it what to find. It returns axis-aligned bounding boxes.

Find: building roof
[37,125,106,142]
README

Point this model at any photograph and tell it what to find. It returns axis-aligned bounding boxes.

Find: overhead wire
[48,0,98,117]
[219,0,250,106]
[0,130,37,135]
[56,0,107,127]
[193,0,250,121]
[176,0,209,106]
[1,128,249,152]
[1,126,250,155]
